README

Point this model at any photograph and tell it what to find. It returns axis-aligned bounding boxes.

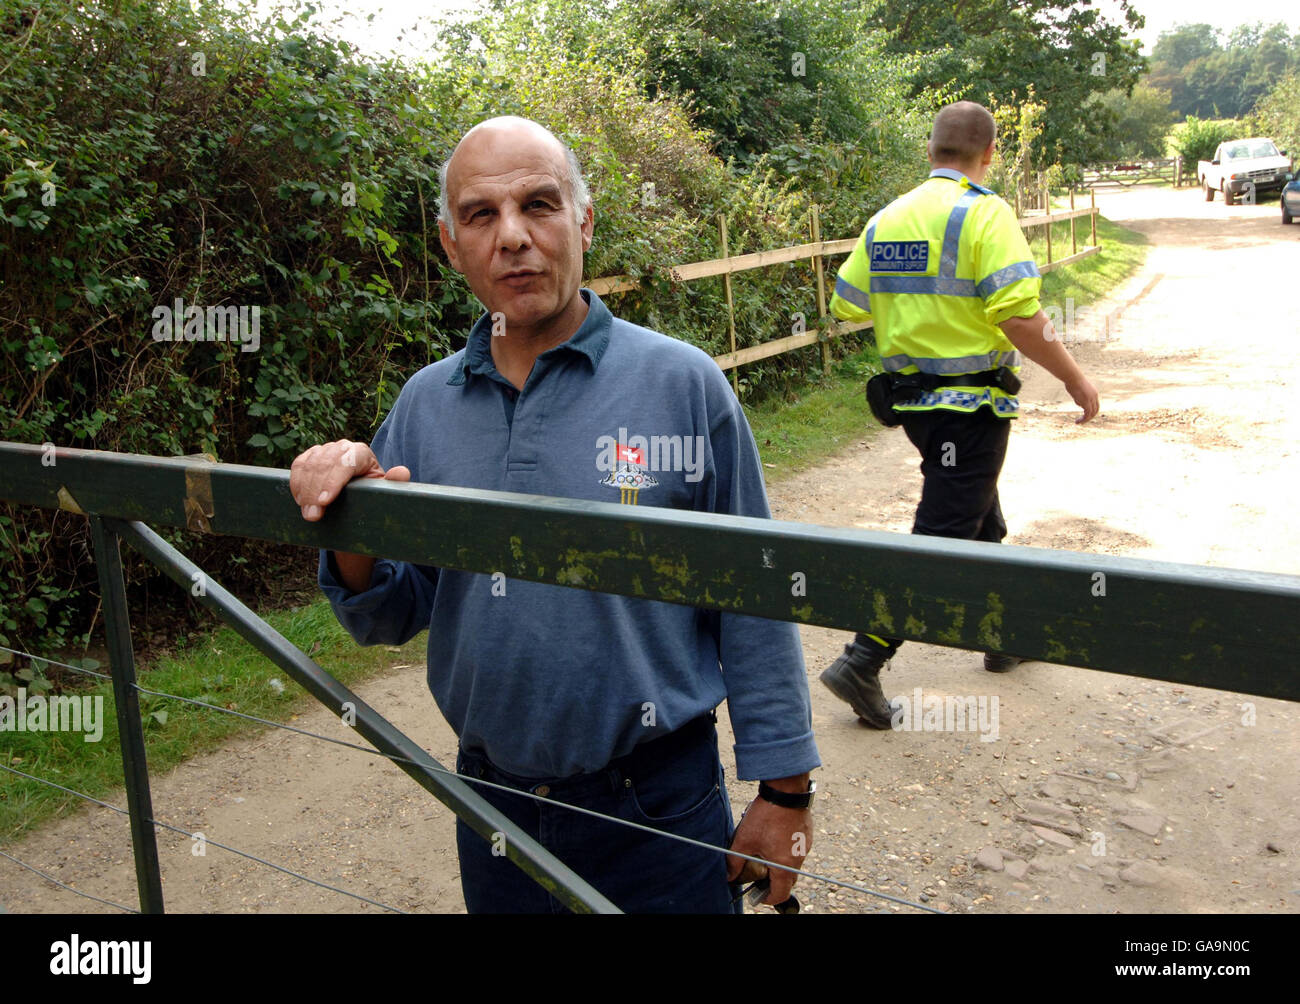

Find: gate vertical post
[89,515,165,913]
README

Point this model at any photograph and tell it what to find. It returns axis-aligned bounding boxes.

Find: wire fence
[0,642,940,915]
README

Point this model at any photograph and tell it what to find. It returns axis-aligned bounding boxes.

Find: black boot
[983,652,1024,673]
[820,637,897,729]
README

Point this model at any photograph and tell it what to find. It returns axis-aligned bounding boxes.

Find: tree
[431,0,937,234]
[1147,24,1218,115]
[1170,116,1240,167]
[1092,80,1176,159]
[1250,72,1300,160]
[1150,22,1219,69]
[867,0,1147,167]
[437,0,923,165]
[1148,21,1300,119]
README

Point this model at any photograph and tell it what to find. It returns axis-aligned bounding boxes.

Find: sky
[235,0,1300,63]
[1112,0,1300,50]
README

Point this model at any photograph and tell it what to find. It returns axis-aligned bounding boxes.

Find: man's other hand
[727,795,813,907]
[289,439,411,521]
[1066,376,1100,424]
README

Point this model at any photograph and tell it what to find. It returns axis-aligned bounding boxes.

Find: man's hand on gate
[1066,376,1100,424]
[289,439,411,521]
[727,790,813,906]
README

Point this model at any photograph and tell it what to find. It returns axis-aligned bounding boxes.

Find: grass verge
[1031,211,1151,311]
[0,601,426,845]
[743,344,883,481]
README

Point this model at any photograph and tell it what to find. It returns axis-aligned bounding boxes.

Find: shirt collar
[929,167,994,195]
[447,288,613,386]
[929,167,972,185]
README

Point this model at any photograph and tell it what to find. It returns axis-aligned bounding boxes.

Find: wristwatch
[757,780,816,810]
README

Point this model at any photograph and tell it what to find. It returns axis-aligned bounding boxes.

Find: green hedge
[1170,116,1246,168]
[0,0,926,665]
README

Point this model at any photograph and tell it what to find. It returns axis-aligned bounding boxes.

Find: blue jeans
[454,716,743,914]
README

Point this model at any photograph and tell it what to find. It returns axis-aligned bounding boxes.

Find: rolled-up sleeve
[975,200,1042,325]
[318,552,438,647]
[316,379,439,647]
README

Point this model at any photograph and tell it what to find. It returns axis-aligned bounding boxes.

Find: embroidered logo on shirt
[599,444,658,504]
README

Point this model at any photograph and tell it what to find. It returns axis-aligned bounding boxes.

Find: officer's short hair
[929,102,996,166]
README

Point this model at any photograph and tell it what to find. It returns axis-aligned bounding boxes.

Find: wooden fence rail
[588,192,1102,376]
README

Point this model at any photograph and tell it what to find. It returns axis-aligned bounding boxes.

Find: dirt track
[2,185,1298,914]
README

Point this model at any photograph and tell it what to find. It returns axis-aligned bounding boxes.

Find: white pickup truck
[1199,138,1294,204]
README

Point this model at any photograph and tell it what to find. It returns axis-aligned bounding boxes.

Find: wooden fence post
[1044,180,1053,266]
[1090,188,1097,247]
[719,215,739,395]
[1070,187,1077,256]
[810,204,831,376]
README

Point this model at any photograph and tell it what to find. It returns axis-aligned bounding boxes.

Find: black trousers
[862,406,1012,654]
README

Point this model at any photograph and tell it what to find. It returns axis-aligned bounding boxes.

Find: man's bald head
[437,116,591,238]
[928,101,997,170]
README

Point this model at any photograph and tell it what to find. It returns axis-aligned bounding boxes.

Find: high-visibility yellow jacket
[830,168,1042,418]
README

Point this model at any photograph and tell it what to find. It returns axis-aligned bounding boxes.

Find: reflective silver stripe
[880,350,1020,374]
[834,275,870,311]
[940,188,983,277]
[871,275,977,296]
[894,388,1020,414]
[976,260,1040,298]
[853,222,876,307]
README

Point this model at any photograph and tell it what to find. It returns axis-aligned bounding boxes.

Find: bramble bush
[2,0,463,658]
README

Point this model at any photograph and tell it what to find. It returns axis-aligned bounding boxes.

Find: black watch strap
[758,780,816,810]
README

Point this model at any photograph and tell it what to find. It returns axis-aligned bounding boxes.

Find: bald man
[822,101,1099,728]
[290,117,820,913]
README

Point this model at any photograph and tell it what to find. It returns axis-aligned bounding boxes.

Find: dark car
[1284,178,1300,224]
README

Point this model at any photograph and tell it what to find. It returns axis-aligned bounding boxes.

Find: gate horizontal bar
[3,442,1299,700]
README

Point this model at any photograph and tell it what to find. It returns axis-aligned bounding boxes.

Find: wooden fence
[587,192,1101,386]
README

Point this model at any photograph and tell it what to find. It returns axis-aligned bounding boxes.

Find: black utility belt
[865,367,1021,427]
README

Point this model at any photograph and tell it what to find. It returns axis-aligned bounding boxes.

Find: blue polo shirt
[318,289,819,780]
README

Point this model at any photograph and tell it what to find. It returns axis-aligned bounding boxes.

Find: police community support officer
[821,100,1100,728]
